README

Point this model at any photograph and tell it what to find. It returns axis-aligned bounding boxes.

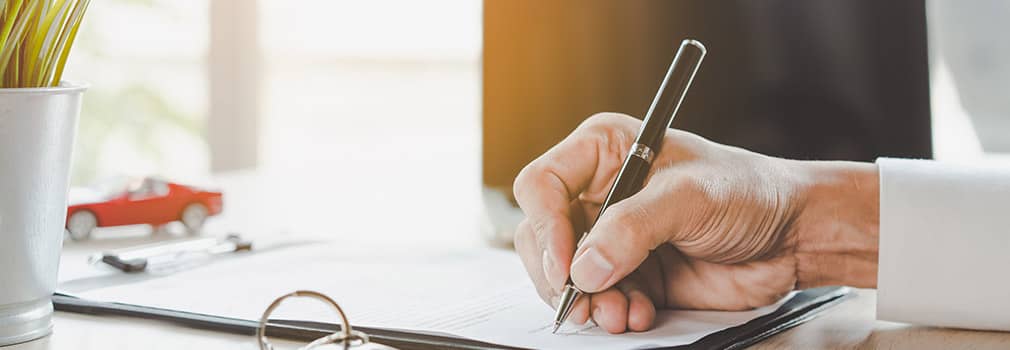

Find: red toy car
[65,177,223,240]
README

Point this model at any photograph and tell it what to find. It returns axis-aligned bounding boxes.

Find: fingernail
[570,247,614,292]
[542,249,562,290]
[550,295,560,308]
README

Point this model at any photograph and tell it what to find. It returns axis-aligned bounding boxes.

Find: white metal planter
[0,82,85,346]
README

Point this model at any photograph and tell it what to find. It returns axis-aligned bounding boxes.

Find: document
[77,243,791,349]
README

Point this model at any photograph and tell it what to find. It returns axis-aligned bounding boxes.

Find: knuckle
[665,172,711,201]
[576,113,636,159]
[662,128,709,161]
[513,162,538,201]
[663,127,701,145]
[580,112,632,131]
[513,165,558,212]
[530,217,550,247]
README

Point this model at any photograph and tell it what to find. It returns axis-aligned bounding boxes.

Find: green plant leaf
[0,0,87,87]
[0,0,38,83]
[49,0,85,85]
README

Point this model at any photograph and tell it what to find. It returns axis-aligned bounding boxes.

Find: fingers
[513,113,639,291]
[614,271,657,332]
[619,281,657,332]
[515,199,590,305]
[513,113,675,333]
[514,219,560,305]
[567,293,592,325]
[517,217,595,327]
[588,288,628,334]
[570,178,686,293]
[587,274,657,334]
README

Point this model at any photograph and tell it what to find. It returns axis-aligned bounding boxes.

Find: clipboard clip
[258,290,374,350]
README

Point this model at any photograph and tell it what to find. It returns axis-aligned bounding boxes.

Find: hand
[512,113,879,333]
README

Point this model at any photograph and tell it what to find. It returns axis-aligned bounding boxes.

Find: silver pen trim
[552,285,583,333]
[629,143,655,164]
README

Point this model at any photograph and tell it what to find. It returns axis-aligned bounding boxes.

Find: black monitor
[483,0,931,193]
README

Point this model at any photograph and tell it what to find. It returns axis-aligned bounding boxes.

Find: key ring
[258,290,370,350]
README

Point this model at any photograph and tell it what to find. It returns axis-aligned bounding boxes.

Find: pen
[552,39,706,333]
[88,234,252,273]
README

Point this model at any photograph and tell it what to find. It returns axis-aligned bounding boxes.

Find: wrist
[792,160,880,289]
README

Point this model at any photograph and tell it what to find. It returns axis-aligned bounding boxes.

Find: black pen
[552,39,706,333]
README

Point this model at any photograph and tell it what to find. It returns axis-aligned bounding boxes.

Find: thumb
[570,184,681,293]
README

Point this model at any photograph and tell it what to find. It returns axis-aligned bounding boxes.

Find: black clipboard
[53,286,849,350]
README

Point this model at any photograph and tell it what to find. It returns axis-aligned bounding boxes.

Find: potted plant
[0,0,91,345]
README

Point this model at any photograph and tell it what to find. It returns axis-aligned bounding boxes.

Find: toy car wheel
[66,211,97,241]
[181,203,208,234]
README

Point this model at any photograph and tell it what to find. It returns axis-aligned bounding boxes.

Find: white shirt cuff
[876,157,1010,331]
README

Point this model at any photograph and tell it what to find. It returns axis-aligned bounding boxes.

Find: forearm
[792,161,880,289]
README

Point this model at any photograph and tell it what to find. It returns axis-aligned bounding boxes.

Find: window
[928,0,1010,161]
[66,0,209,185]
[253,0,483,244]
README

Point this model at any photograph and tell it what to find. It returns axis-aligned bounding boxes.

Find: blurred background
[64,0,483,249]
[62,0,1010,248]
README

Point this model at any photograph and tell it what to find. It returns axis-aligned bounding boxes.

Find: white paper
[76,243,791,350]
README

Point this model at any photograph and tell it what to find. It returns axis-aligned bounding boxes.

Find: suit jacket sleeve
[876,157,1010,331]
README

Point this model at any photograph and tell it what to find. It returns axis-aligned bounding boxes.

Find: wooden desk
[8,288,1009,349]
[752,289,1010,349]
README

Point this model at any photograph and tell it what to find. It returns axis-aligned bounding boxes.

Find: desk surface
[8,289,1010,349]
[12,172,1009,349]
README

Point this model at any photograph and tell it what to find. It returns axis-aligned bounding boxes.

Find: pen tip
[551,285,582,335]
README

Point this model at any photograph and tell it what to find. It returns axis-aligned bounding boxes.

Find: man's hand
[512,113,879,334]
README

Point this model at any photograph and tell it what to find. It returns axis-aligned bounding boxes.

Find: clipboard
[53,286,849,349]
